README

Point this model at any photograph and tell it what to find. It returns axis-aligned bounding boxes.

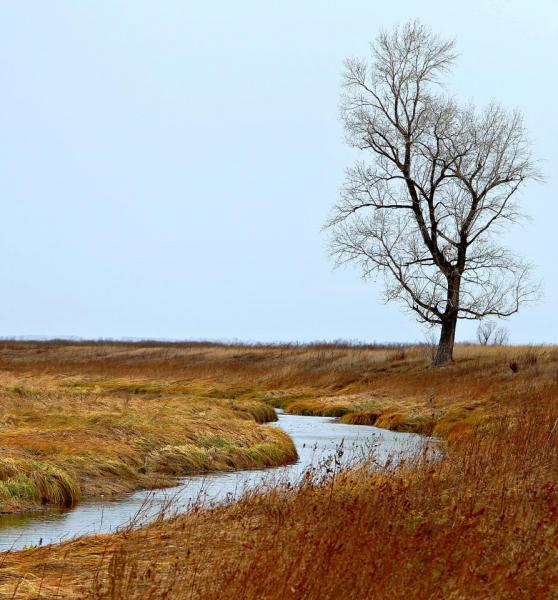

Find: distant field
[0,341,557,598]
[1,338,555,436]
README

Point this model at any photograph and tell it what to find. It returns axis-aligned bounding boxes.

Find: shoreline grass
[0,383,556,599]
[0,341,556,512]
[0,370,296,514]
[0,341,557,597]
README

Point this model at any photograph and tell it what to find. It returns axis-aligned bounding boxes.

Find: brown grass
[0,367,296,513]
[1,381,557,599]
[0,341,557,598]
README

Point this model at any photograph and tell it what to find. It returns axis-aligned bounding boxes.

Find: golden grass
[0,369,296,513]
[0,341,557,598]
[1,382,556,599]
[0,341,556,510]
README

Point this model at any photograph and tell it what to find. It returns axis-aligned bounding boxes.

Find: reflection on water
[0,412,428,551]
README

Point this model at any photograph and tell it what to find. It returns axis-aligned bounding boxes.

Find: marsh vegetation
[0,340,556,598]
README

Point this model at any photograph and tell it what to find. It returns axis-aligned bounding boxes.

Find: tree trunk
[433,314,457,366]
[433,269,462,366]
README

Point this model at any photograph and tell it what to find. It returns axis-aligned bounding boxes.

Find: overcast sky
[0,1,556,343]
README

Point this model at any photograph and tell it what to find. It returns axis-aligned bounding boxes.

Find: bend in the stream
[0,412,429,551]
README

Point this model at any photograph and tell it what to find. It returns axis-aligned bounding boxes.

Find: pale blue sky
[0,1,556,343]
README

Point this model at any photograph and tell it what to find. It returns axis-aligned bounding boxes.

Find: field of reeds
[0,345,300,513]
[1,339,555,438]
[0,340,557,598]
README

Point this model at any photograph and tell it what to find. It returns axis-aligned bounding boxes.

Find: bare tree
[477,320,497,345]
[326,21,541,365]
[423,326,439,362]
[492,326,510,346]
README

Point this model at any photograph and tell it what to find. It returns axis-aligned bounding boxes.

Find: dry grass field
[0,344,300,514]
[0,340,557,598]
[1,339,554,438]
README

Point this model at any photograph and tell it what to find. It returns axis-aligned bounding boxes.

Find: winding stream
[0,412,427,551]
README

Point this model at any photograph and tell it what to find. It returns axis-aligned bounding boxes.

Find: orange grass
[0,368,295,513]
[0,341,556,508]
[0,341,557,598]
[1,380,557,599]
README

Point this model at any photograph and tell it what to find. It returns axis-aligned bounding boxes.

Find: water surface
[0,412,426,551]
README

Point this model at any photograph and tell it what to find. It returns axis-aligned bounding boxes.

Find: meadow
[0,343,299,514]
[0,340,557,598]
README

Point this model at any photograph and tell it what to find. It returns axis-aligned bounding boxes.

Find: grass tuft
[0,459,80,507]
[339,410,381,426]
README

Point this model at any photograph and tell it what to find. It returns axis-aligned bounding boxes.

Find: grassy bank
[0,341,556,513]
[0,368,556,599]
[0,341,557,598]
[0,370,295,513]
[1,340,555,440]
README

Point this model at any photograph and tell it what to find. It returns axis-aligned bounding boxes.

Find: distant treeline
[0,337,551,350]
